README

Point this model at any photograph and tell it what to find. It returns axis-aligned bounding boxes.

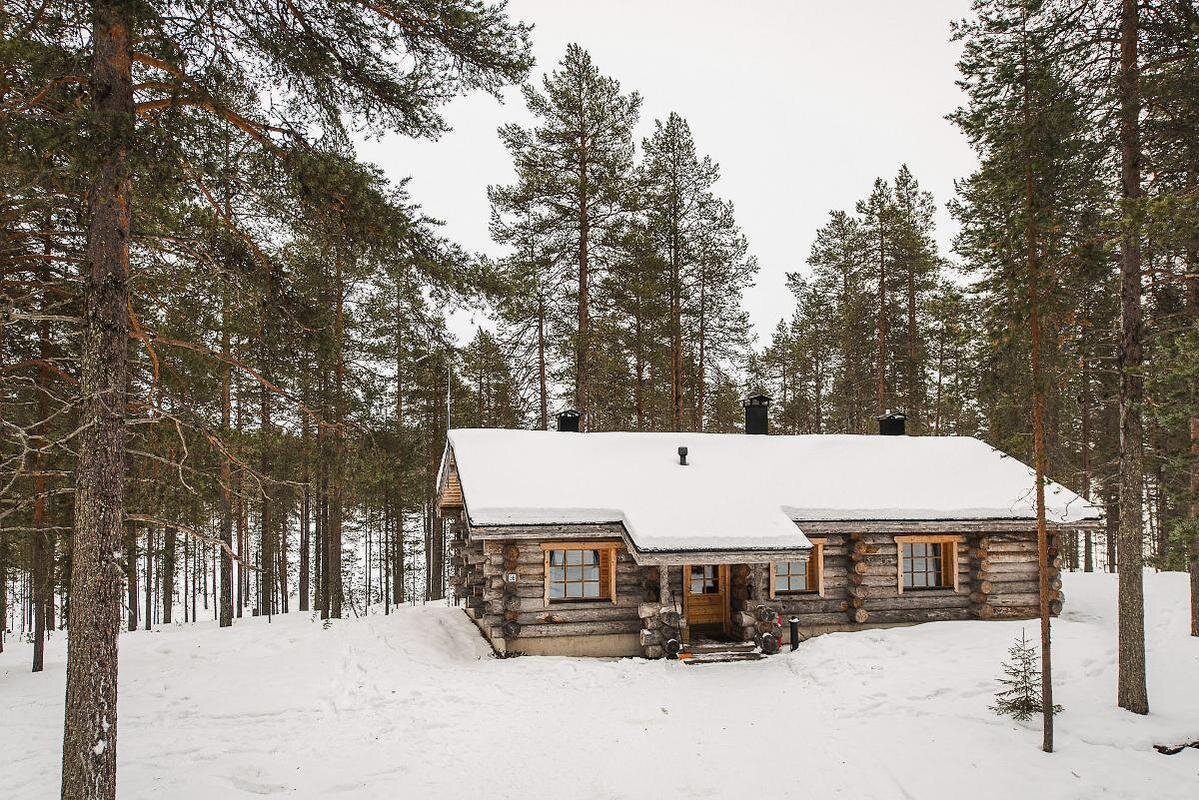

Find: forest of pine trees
[0,0,1197,796]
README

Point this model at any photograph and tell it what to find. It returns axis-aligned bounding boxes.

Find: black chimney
[556,409,580,432]
[742,394,771,435]
[876,410,907,436]
[677,446,688,465]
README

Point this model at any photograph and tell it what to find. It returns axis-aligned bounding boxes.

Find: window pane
[582,550,598,565]
[550,550,565,566]
[566,549,582,565]
[584,565,599,581]
[566,565,582,581]
[566,582,583,598]
[549,582,564,598]
[583,582,599,598]
[549,566,564,582]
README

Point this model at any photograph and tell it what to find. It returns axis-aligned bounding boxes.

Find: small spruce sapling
[991,628,1063,722]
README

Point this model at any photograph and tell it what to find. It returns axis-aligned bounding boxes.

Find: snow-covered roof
[443,429,1102,553]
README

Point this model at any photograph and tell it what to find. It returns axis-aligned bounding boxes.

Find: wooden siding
[438,459,463,509]
[450,521,1061,656]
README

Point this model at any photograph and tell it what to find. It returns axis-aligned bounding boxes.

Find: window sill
[546,598,615,606]
[900,587,959,594]
[775,590,820,596]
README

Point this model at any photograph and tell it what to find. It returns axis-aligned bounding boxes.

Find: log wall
[450,522,1063,657]
[764,529,1059,632]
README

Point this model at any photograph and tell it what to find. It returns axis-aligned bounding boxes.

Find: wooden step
[686,641,757,655]
[681,651,766,665]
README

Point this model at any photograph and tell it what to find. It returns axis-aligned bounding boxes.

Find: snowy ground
[2,572,1197,799]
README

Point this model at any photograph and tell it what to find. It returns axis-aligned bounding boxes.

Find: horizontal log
[867,608,972,623]
[867,594,970,611]
[990,605,1037,620]
[989,579,1041,594]
[990,592,1041,606]
[491,620,641,639]
[519,605,642,625]
[974,603,994,619]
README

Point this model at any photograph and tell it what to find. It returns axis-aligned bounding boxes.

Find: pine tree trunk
[1021,37,1053,748]
[218,296,234,627]
[124,527,137,632]
[1081,306,1094,573]
[1116,0,1149,715]
[143,530,153,630]
[328,260,345,618]
[1187,240,1198,636]
[259,386,273,616]
[32,244,54,671]
[906,262,918,431]
[161,527,175,624]
[576,98,590,429]
[537,294,548,430]
[876,222,888,415]
[0,535,7,654]
[299,435,310,613]
[61,5,133,795]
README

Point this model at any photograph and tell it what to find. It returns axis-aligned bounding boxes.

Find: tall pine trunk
[1021,25,1053,749]
[1116,0,1149,715]
[61,4,133,795]
[218,287,234,627]
[1187,219,1198,636]
[876,222,888,414]
[576,92,590,429]
[161,527,175,624]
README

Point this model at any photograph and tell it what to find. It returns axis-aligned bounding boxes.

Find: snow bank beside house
[445,429,1102,552]
[2,572,1196,799]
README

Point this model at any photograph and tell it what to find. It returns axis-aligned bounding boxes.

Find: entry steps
[679,640,765,665]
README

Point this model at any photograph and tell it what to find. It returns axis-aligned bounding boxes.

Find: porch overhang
[628,546,812,567]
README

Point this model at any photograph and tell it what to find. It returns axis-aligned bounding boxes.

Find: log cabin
[438,397,1102,661]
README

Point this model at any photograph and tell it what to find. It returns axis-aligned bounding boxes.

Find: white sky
[355,0,979,346]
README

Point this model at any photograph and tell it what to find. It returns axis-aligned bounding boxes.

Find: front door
[683,564,731,640]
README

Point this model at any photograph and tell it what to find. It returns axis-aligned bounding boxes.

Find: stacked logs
[499,543,522,640]
[733,604,782,653]
[638,604,683,658]
[1047,531,1065,615]
[845,532,873,624]
[969,535,994,619]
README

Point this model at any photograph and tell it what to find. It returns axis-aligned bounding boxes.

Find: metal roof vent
[678,446,688,466]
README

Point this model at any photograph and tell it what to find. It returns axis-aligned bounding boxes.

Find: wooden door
[682,564,730,640]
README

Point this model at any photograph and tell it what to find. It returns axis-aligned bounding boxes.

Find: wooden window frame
[770,539,825,598]
[540,542,619,606]
[894,534,961,593]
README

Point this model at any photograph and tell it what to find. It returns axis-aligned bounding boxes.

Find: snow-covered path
[2,572,1197,799]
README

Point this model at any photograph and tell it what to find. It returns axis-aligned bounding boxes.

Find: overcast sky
[355,0,979,345]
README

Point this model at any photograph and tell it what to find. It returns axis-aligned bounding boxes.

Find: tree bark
[576,85,590,429]
[1116,0,1149,715]
[61,4,133,795]
[161,527,175,624]
[218,285,234,627]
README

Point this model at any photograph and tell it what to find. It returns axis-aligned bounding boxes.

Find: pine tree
[991,628,1063,722]
[491,44,641,430]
